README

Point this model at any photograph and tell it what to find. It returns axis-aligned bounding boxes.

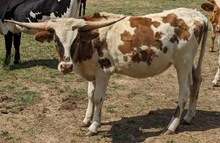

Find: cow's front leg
[165,64,191,134]
[86,70,110,136]
[13,33,21,64]
[83,81,95,127]
[212,52,220,86]
[4,32,13,65]
[210,32,216,52]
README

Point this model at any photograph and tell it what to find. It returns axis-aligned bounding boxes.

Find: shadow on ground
[9,59,58,70]
[101,109,220,143]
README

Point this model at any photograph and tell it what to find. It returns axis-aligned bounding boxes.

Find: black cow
[0,0,86,65]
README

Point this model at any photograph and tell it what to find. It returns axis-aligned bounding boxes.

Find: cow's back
[0,0,27,34]
[101,8,208,78]
[13,0,80,22]
[1,0,81,34]
[0,0,27,19]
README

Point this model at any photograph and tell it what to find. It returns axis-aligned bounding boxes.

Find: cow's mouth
[59,63,73,74]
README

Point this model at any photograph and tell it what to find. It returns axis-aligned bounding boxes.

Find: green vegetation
[12,91,41,106]
[106,104,117,113]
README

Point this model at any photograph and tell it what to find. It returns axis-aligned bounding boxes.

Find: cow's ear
[208,0,215,4]
[79,30,99,40]
[201,3,214,12]
[34,31,54,43]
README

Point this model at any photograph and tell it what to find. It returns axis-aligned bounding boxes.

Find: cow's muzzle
[216,25,220,33]
[59,63,73,74]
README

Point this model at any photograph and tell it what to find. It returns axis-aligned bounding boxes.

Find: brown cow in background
[202,0,220,86]
[202,0,220,52]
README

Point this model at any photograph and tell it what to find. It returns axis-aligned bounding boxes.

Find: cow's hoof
[182,116,195,125]
[209,48,215,52]
[211,83,220,88]
[4,59,10,66]
[163,129,174,135]
[181,120,191,125]
[85,130,97,136]
[14,60,20,64]
[81,122,91,127]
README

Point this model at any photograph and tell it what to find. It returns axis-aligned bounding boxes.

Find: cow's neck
[72,40,96,81]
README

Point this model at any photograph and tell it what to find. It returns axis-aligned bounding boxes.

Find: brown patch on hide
[118,31,136,54]
[93,38,109,57]
[98,58,111,69]
[194,21,203,43]
[162,13,190,41]
[54,34,64,62]
[132,48,157,65]
[163,47,168,53]
[170,34,179,44]
[71,35,94,63]
[92,38,113,69]
[129,17,163,50]
[82,12,107,21]
[118,17,163,64]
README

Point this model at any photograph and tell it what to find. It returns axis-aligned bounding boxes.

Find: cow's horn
[79,16,126,31]
[4,20,48,31]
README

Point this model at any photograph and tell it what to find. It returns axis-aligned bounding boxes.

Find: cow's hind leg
[183,66,202,124]
[13,33,21,64]
[4,32,13,65]
[83,81,95,127]
[165,61,192,134]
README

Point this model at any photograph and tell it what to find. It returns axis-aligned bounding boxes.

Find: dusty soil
[0,49,220,143]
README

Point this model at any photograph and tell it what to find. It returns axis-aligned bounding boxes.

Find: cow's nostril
[70,65,73,69]
[61,64,64,68]
[216,25,220,32]
[69,64,73,69]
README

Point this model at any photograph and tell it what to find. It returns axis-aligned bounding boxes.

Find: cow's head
[5,15,125,74]
[202,0,220,32]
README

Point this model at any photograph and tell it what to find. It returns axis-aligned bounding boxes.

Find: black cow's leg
[13,33,21,64]
[4,32,13,65]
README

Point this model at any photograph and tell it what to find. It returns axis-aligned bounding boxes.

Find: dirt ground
[1,41,220,143]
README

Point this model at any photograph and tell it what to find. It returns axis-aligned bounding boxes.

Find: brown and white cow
[6,8,208,136]
[201,0,220,52]
[202,0,220,86]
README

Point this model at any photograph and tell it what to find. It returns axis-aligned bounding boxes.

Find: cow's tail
[195,22,208,77]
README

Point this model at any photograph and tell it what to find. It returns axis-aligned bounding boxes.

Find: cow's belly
[112,47,174,78]
[0,20,22,34]
[116,60,172,78]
